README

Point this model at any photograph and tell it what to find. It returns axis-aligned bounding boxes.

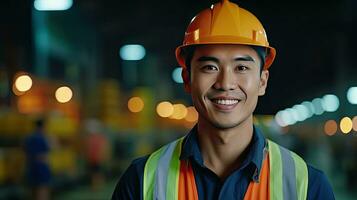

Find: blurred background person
[24,118,51,200]
[84,119,110,191]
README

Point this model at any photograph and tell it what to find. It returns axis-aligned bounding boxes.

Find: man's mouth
[211,99,240,105]
[209,96,242,111]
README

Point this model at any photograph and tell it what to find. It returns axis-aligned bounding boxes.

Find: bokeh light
[170,104,187,120]
[352,116,357,132]
[324,120,337,136]
[275,111,287,127]
[340,117,352,134]
[172,67,183,83]
[128,97,144,113]
[14,75,32,92]
[184,106,198,122]
[312,98,324,115]
[120,44,146,61]
[283,109,297,125]
[301,101,314,118]
[322,94,339,112]
[287,108,299,123]
[347,87,357,104]
[55,86,73,103]
[34,0,73,11]
[156,101,174,117]
[292,104,309,121]
[275,110,296,127]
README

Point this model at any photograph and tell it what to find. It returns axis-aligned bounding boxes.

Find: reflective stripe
[154,141,179,200]
[166,138,184,200]
[143,137,184,200]
[268,140,283,200]
[144,138,308,200]
[143,145,167,200]
[291,151,308,200]
[279,145,297,200]
[268,140,308,200]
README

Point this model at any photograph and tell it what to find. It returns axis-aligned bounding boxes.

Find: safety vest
[143,137,308,200]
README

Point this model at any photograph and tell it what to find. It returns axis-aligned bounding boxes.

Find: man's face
[182,44,269,129]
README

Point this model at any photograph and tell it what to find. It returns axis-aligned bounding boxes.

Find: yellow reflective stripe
[268,139,308,200]
[143,137,185,200]
[145,138,308,200]
[268,140,283,200]
[291,151,308,200]
[166,137,184,200]
[143,144,167,200]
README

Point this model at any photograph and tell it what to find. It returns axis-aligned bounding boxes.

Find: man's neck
[197,116,254,180]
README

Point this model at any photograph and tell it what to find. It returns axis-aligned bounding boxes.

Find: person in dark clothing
[24,119,51,200]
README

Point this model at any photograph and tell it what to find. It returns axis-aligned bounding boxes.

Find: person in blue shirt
[112,1,335,199]
[24,119,51,200]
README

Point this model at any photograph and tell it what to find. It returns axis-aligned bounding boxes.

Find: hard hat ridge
[210,0,241,36]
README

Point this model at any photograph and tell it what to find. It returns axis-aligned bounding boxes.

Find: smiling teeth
[213,99,239,105]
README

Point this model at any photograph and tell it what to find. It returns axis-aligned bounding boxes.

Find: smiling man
[184,44,268,181]
[112,0,335,199]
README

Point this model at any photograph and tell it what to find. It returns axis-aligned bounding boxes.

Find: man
[24,119,51,200]
[112,0,335,199]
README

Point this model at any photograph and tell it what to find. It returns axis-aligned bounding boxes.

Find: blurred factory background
[0,0,356,199]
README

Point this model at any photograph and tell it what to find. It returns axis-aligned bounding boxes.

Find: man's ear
[182,68,191,93]
[258,70,269,96]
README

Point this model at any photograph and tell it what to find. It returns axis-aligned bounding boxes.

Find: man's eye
[202,65,218,72]
[237,65,249,71]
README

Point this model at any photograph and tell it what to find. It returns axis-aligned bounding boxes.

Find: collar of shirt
[179,124,266,182]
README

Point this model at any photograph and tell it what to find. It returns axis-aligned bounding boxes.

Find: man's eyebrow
[196,56,219,63]
[196,55,255,63]
[234,55,255,62]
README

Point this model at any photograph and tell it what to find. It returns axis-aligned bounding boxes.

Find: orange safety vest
[143,137,308,200]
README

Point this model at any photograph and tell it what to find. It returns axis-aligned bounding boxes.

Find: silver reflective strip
[279,145,297,200]
[154,140,178,200]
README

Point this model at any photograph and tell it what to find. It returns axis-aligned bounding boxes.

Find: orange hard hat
[175,0,276,70]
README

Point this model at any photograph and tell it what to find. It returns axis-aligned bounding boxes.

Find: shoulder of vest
[267,139,307,166]
[150,137,184,155]
[267,139,309,200]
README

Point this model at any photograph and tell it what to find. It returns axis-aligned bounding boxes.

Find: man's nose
[213,69,237,91]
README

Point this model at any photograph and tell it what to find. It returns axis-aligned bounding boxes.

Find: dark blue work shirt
[112,126,335,200]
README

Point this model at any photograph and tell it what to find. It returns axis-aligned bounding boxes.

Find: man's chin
[211,121,242,130]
